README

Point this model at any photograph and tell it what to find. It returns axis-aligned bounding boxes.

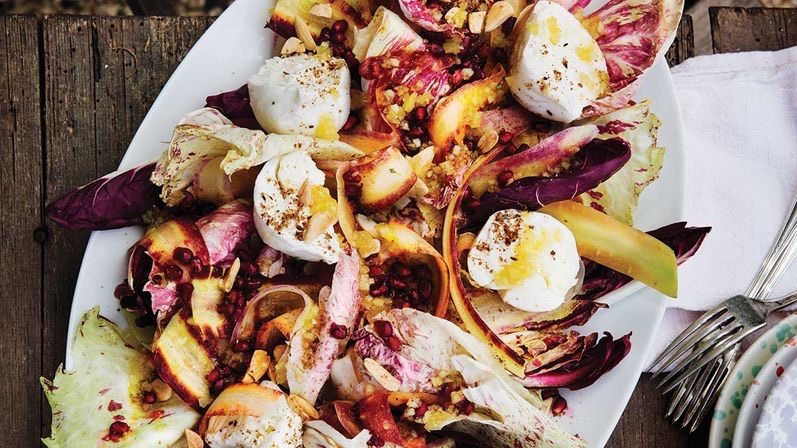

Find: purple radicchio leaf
[205,85,261,130]
[196,200,255,267]
[579,223,711,301]
[45,162,157,231]
[522,332,632,390]
[468,138,631,225]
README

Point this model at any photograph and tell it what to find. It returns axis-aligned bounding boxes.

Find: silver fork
[650,193,797,392]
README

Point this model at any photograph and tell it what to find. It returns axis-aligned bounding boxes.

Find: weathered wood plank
[711,7,797,53]
[40,15,212,439]
[666,15,696,66]
[0,15,43,447]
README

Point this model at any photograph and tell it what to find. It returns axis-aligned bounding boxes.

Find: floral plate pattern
[709,313,797,448]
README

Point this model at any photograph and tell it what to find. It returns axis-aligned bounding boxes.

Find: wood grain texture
[0,15,43,448]
[39,15,211,440]
[711,7,797,53]
[666,15,696,67]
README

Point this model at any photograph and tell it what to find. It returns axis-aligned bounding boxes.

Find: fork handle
[763,290,797,313]
[746,193,797,300]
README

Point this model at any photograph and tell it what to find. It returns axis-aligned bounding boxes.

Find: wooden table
[0,7,795,447]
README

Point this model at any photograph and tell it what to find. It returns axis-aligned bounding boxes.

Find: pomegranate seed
[369,265,386,277]
[373,320,393,338]
[345,183,362,197]
[464,198,481,211]
[241,261,258,276]
[319,27,332,42]
[551,396,567,416]
[207,369,221,383]
[418,279,433,299]
[501,16,517,34]
[390,262,409,276]
[369,435,385,447]
[113,283,134,299]
[189,258,205,277]
[343,169,362,183]
[498,170,514,187]
[457,400,475,415]
[415,402,428,417]
[388,277,407,289]
[164,264,183,281]
[151,274,164,286]
[342,115,359,131]
[428,43,444,56]
[476,44,490,60]
[332,19,348,34]
[142,391,156,404]
[385,335,402,351]
[412,264,433,280]
[108,421,131,440]
[503,142,517,155]
[369,284,388,297]
[331,31,346,44]
[440,383,453,397]
[413,107,428,122]
[176,282,194,301]
[173,247,194,263]
[406,127,425,138]
[211,266,224,278]
[233,340,251,353]
[359,60,379,80]
[329,323,348,339]
[450,70,464,86]
[498,131,514,144]
[212,379,226,394]
[119,296,138,310]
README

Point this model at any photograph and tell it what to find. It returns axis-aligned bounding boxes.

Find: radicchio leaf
[468,138,631,225]
[521,332,632,390]
[196,200,255,266]
[579,222,710,301]
[45,162,157,231]
[205,85,261,130]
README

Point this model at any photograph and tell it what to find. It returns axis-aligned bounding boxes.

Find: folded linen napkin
[645,46,797,366]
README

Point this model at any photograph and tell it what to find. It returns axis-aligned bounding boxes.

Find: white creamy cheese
[508,0,609,123]
[204,396,303,448]
[248,53,351,136]
[253,151,341,264]
[467,209,580,312]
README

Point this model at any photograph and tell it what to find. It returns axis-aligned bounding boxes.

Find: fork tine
[665,375,692,418]
[671,365,706,424]
[650,306,729,373]
[657,322,740,387]
[680,357,722,428]
[660,326,759,394]
[652,311,734,377]
[686,347,739,432]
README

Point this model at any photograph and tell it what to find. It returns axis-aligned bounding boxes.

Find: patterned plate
[752,356,797,447]
[709,314,797,448]
[733,335,797,447]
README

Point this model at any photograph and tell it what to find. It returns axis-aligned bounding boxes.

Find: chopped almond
[243,350,271,384]
[185,429,204,448]
[223,258,240,292]
[485,1,516,32]
[294,17,318,51]
[281,37,307,56]
[477,130,499,153]
[288,394,320,420]
[364,358,401,392]
[309,3,333,18]
[151,378,173,402]
[468,11,486,34]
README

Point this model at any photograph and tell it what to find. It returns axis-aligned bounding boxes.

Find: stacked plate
[710,314,797,447]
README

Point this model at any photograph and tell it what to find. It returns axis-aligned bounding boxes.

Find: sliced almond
[151,378,173,402]
[294,17,318,51]
[288,394,320,420]
[477,130,499,153]
[484,1,516,32]
[281,36,307,56]
[364,358,401,392]
[355,214,379,236]
[243,350,272,384]
[468,11,486,34]
[222,257,240,292]
[185,429,204,448]
[304,211,337,242]
[309,3,333,18]
[512,4,533,37]
[298,178,312,207]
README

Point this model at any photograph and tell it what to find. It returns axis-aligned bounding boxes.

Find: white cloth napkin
[645,47,797,367]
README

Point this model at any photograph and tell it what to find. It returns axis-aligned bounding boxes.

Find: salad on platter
[41,0,710,445]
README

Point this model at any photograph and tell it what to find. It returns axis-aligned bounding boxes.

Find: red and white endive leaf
[581,0,683,113]
[196,200,255,266]
[397,0,454,33]
[287,250,362,404]
[353,7,424,62]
